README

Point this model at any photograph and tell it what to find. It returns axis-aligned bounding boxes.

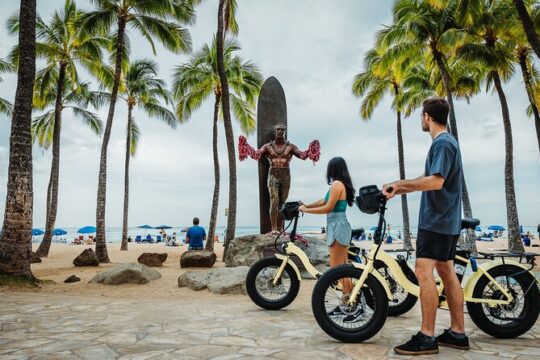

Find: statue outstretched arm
[238,135,264,161]
[293,140,321,164]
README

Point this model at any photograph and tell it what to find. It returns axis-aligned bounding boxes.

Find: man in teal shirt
[383,97,468,355]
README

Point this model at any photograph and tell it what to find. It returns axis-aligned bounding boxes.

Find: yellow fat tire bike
[311,185,540,343]
[246,202,418,316]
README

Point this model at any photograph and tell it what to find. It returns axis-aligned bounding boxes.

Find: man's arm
[291,144,306,159]
[383,175,444,199]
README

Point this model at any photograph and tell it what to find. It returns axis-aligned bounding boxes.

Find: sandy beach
[1,236,533,301]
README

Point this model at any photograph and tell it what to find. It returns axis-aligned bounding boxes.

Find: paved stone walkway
[0,289,538,359]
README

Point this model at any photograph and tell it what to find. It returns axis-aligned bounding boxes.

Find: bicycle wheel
[246,257,300,310]
[467,265,539,338]
[374,260,418,317]
[311,264,388,343]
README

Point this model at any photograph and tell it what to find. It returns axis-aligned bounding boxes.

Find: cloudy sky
[0,1,539,232]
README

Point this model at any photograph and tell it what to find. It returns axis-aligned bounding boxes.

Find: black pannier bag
[280,201,301,221]
[355,185,381,214]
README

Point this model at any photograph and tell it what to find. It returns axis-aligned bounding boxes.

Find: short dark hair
[193,217,199,225]
[422,97,450,126]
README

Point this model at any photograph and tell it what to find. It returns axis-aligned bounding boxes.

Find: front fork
[347,260,375,305]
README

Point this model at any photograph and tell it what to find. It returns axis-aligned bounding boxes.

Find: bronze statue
[239,124,320,231]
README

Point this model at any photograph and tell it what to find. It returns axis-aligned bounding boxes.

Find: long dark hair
[326,157,355,206]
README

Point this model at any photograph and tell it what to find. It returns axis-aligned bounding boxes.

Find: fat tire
[374,261,418,317]
[246,256,300,310]
[311,264,388,343]
[466,265,539,338]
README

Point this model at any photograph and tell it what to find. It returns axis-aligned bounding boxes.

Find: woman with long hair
[299,156,354,269]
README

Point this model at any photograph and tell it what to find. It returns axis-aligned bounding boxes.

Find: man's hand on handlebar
[298,204,306,214]
[382,182,398,199]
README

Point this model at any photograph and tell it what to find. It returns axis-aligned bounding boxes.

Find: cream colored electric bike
[246,201,364,310]
[246,201,418,314]
[311,185,540,343]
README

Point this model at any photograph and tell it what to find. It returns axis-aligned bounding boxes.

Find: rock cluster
[177,266,249,294]
[90,263,161,285]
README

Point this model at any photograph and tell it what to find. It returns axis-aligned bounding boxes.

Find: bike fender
[275,254,302,282]
[352,262,392,300]
[463,259,532,299]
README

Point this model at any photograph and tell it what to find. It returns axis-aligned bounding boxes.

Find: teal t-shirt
[419,132,463,235]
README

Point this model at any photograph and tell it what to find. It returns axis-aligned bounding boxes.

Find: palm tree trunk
[36,63,66,257]
[433,49,476,251]
[513,0,540,59]
[0,0,36,278]
[95,17,126,263]
[518,51,540,158]
[206,94,221,252]
[492,71,524,253]
[396,109,413,250]
[217,0,237,261]
[121,105,133,251]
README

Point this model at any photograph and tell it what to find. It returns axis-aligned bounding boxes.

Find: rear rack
[476,252,538,265]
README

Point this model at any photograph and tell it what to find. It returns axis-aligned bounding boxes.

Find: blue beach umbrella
[138,225,153,229]
[77,226,96,234]
[369,226,378,231]
[155,225,172,229]
[475,226,482,232]
[32,229,44,236]
[488,225,506,231]
[52,228,67,236]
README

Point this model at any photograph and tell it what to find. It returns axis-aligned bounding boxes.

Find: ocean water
[32,224,538,244]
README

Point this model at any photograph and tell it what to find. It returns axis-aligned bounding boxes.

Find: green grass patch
[0,274,39,288]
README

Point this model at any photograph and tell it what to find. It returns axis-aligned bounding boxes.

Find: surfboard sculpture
[257,77,287,234]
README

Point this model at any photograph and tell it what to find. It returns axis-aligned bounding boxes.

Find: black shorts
[416,228,459,261]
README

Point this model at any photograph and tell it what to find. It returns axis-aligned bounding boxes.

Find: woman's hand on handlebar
[382,182,399,199]
[298,204,307,214]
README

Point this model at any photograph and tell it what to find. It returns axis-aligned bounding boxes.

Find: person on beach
[186,217,206,250]
[299,157,355,319]
[383,97,468,355]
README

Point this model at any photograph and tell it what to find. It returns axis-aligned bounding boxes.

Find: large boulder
[89,263,161,285]
[64,275,81,283]
[138,252,168,267]
[30,252,42,263]
[223,234,329,278]
[73,248,99,267]
[180,250,216,268]
[178,266,249,294]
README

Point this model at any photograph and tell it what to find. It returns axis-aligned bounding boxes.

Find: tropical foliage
[173,36,262,252]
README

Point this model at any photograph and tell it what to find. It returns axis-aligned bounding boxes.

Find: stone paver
[0,288,538,359]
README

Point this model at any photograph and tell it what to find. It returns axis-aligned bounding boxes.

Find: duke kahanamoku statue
[239,124,320,232]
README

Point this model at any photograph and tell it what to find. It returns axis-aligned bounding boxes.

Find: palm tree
[383,0,475,237]
[113,59,177,251]
[82,0,196,262]
[172,36,262,252]
[8,0,108,257]
[457,0,525,253]
[508,5,540,158]
[216,0,238,259]
[0,58,14,116]
[0,0,36,278]
[513,0,540,59]
[353,44,433,250]
[31,77,104,256]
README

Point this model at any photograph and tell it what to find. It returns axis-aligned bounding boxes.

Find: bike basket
[280,201,300,220]
[355,185,381,214]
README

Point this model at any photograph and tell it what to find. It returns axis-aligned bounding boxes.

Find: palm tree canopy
[32,70,104,149]
[172,36,263,134]
[82,0,197,56]
[7,0,110,83]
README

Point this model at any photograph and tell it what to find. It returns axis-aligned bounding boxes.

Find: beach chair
[135,235,142,243]
[156,235,162,242]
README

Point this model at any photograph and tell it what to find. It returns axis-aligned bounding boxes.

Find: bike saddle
[461,218,480,230]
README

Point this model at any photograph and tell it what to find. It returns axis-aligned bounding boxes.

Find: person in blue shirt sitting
[186,217,206,250]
